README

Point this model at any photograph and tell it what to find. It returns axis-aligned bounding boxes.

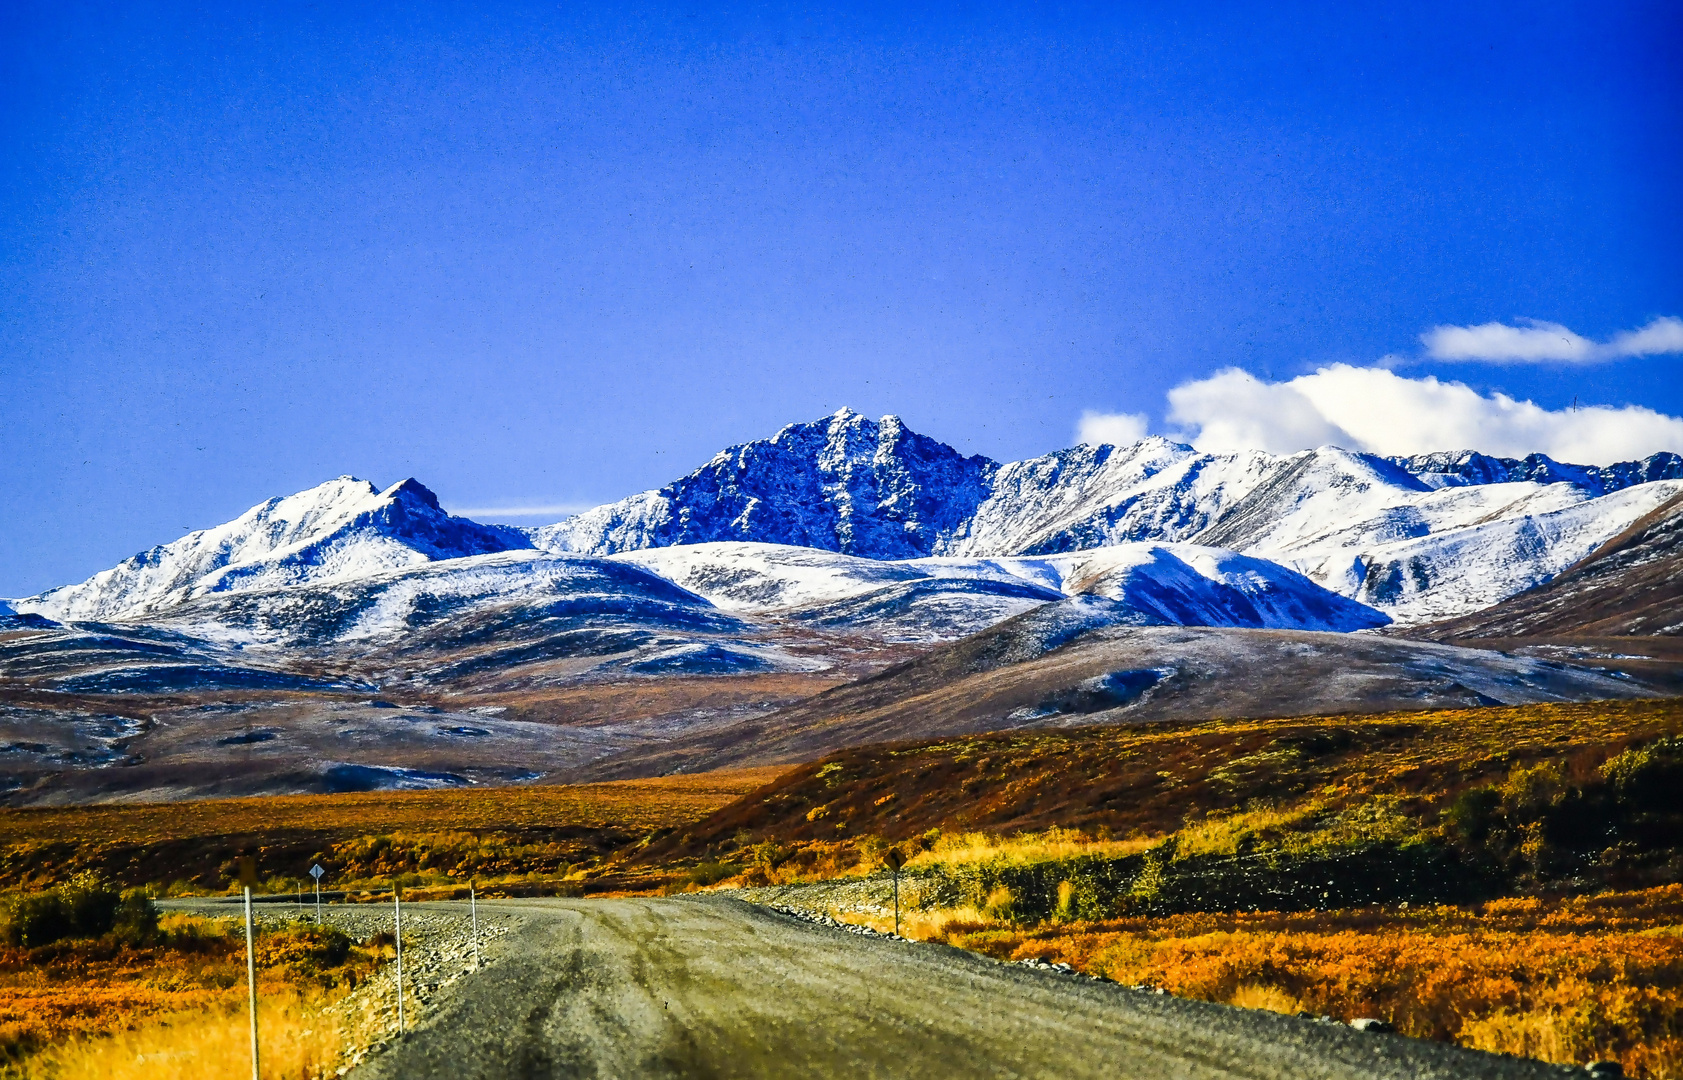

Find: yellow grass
[906,827,1157,870]
[20,992,345,1080]
[1172,796,1421,860]
[0,910,375,1077]
[1172,805,1321,858]
[1228,983,1304,1015]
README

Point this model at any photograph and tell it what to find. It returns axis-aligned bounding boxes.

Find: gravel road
[346,895,1575,1080]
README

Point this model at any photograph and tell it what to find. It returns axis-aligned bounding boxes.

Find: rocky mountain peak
[532,410,997,559]
[383,477,443,511]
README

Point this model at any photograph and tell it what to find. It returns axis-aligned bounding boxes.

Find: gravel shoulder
[335,895,1573,1080]
[160,896,511,1073]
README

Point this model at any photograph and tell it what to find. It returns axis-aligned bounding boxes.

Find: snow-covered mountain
[17,408,1682,635]
[531,409,993,559]
[528,408,1681,624]
[69,539,1380,655]
[24,477,530,622]
[1389,449,1683,495]
[11,411,1682,805]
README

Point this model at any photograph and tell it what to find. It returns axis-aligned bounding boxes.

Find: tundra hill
[570,603,1668,779]
[638,697,1683,906]
[644,697,1683,849]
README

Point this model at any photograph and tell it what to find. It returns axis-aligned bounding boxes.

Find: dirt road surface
[350,896,1571,1080]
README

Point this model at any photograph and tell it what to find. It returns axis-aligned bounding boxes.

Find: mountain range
[19,407,1683,632]
[4,408,1681,803]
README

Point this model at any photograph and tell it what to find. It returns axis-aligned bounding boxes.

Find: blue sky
[2,1,1680,597]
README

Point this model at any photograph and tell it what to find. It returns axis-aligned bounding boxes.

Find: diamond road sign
[310,864,324,880]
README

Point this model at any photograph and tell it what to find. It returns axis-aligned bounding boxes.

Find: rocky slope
[1416,490,1683,639]
[571,615,1664,779]
[531,409,994,559]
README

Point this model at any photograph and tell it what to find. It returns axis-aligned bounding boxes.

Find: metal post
[470,883,480,971]
[883,847,906,937]
[244,885,260,1080]
[393,887,406,1035]
[315,877,321,925]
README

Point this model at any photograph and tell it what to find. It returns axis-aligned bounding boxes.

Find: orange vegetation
[0,913,366,1076]
[0,767,787,893]
[845,886,1683,1078]
[651,698,1683,858]
[0,768,786,847]
[19,991,345,1080]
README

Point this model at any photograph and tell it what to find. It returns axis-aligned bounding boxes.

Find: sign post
[393,885,406,1035]
[470,882,480,971]
[884,848,906,937]
[309,864,325,925]
[238,856,260,1080]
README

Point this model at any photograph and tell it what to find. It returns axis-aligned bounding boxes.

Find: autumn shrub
[108,891,158,945]
[0,879,148,949]
[1441,744,1683,889]
[750,841,789,869]
[252,923,354,985]
[981,886,1018,924]
[1052,881,1079,923]
[857,887,1683,1078]
[684,862,738,889]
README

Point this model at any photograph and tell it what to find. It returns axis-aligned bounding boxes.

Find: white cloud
[1163,369,1355,453]
[1076,410,1150,446]
[1165,364,1683,465]
[1422,316,1683,363]
[1608,316,1683,358]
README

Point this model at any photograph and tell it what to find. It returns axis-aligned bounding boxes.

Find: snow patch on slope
[1346,480,1683,624]
[147,550,713,648]
[1058,544,1390,632]
[614,540,1387,633]
[20,478,530,623]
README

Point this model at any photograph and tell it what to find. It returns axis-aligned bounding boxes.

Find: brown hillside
[637,697,1683,861]
[578,619,1670,780]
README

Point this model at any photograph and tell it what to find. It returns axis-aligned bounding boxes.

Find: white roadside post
[470,882,480,971]
[393,885,406,1035]
[310,863,325,925]
[239,856,260,1080]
